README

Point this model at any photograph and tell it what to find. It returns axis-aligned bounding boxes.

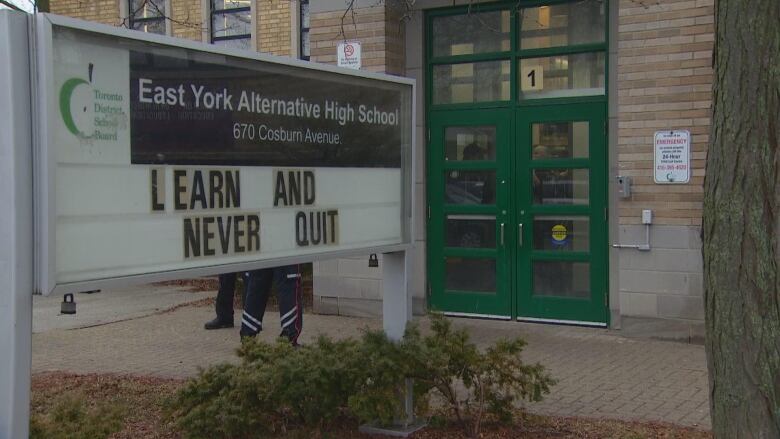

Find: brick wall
[617,0,714,226]
[51,0,121,26]
[309,2,415,317]
[171,0,203,41]
[310,4,404,74]
[258,0,291,56]
[615,0,713,330]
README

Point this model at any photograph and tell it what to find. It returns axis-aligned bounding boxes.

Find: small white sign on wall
[521,65,543,91]
[654,130,690,184]
[337,41,361,70]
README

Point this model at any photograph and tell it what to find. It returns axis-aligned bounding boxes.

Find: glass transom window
[519,0,606,50]
[428,1,608,106]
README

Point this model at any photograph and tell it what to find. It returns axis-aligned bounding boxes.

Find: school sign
[36,16,414,295]
[1,12,415,438]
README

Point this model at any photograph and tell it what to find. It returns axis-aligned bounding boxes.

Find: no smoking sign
[337,41,361,70]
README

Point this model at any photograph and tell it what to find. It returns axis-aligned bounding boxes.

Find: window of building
[129,0,167,34]
[211,0,252,50]
[299,0,310,60]
[428,0,607,105]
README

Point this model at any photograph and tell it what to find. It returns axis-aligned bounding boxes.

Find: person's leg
[275,264,303,344]
[240,268,273,338]
[205,272,236,329]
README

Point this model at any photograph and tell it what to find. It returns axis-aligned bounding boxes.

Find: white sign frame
[653,130,691,184]
[337,41,361,69]
[34,14,415,296]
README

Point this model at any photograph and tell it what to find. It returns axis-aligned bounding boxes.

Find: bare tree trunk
[703,0,780,437]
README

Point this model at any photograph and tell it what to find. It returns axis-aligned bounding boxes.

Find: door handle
[500,223,505,246]
[518,223,524,247]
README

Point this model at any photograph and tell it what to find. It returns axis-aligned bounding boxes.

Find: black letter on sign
[289,171,301,206]
[151,168,164,211]
[203,216,215,256]
[309,211,321,245]
[190,170,207,210]
[226,170,240,208]
[234,215,245,253]
[183,217,200,258]
[295,211,308,246]
[217,216,232,254]
[247,214,260,252]
[274,171,287,206]
[327,210,339,244]
[174,169,187,210]
[209,171,224,209]
[304,171,316,205]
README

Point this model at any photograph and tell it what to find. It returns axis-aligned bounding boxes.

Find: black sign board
[129,50,406,168]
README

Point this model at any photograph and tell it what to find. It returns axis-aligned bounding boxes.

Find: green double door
[428,103,608,325]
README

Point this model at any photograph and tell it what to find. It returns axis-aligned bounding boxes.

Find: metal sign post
[0,11,34,439]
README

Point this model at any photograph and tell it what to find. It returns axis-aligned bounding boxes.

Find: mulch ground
[31,372,712,439]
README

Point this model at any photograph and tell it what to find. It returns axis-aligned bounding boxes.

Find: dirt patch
[31,372,711,439]
[153,277,219,292]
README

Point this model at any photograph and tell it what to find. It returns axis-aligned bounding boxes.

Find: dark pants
[240,265,303,343]
[214,272,246,322]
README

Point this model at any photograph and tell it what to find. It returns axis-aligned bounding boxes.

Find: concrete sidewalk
[31,286,710,430]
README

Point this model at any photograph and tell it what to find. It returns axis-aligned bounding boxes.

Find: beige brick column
[258,0,291,56]
[615,0,714,334]
[51,0,122,26]
[171,0,203,41]
[308,2,417,317]
[309,3,405,74]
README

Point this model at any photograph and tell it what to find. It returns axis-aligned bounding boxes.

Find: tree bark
[703,0,780,437]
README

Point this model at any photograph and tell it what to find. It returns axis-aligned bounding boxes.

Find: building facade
[50,0,714,338]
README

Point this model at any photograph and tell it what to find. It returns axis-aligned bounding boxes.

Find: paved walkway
[32,290,710,430]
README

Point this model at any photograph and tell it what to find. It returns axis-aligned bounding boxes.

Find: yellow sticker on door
[551,224,568,243]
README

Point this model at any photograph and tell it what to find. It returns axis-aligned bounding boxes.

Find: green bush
[170,337,366,438]
[30,394,123,439]
[352,314,556,438]
[169,315,554,439]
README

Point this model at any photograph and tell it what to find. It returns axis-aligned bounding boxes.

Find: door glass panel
[445,126,496,161]
[532,122,589,159]
[532,168,588,205]
[533,261,590,298]
[519,52,605,99]
[446,257,496,292]
[445,170,496,205]
[446,215,496,248]
[519,0,606,50]
[432,11,511,57]
[533,216,589,251]
[433,60,511,104]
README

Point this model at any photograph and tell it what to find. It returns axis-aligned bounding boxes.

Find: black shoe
[204,317,234,330]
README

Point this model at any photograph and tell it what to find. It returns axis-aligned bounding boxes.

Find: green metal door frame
[425,0,610,325]
[514,103,608,324]
[427,109,513,318]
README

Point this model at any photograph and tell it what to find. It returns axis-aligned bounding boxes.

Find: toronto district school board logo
[59,63,127,142]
